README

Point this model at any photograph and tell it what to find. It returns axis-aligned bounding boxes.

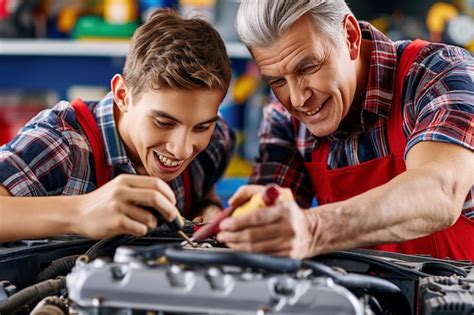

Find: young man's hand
[192,205,221,224]
[192,185,223,223]
[217,185,319,259]
[74,174,179,239]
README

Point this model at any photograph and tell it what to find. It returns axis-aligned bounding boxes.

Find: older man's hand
[217,186,319,259]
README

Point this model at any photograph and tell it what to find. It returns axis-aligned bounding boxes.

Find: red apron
[71,99,193,213]
[303,40,474,260]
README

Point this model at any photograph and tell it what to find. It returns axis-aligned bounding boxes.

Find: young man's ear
[111,74,130,113]
[342,14,362,60]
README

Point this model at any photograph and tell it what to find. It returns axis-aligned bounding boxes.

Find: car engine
[0,226,473,315]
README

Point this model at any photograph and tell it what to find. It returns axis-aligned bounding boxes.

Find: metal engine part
[419,274,474,315]
[67,246,365,315]
[3,236,472,315]
[0,280,16,303]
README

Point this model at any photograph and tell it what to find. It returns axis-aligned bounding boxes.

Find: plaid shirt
[250,22,473,218]
[0,93,235,213]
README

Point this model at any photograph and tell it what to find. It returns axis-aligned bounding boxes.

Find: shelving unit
[0,39,250,100]
[0,39,250,59]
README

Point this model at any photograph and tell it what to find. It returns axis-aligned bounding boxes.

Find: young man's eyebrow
[198,116,219,125]
[151,110,182,123]
[151,110,219,125]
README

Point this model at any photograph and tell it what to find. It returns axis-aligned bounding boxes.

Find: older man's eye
[302,65,320,74]
[270,78,286,88]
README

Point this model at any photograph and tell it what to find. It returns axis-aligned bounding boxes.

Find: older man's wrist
[304,208,322,257]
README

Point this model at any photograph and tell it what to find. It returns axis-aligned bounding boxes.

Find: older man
[217,0,473,260]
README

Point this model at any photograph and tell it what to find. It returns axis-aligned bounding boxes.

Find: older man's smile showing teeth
[303,104,323,116]
[299,97,330,120]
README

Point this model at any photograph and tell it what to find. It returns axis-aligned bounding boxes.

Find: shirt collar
[359,21,398,119]
[94,92,136,173]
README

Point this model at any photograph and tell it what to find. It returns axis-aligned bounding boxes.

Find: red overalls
[71,99,193,214]
[303,40,474,261]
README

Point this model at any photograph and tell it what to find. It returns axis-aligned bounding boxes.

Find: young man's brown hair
[123,9,231,97]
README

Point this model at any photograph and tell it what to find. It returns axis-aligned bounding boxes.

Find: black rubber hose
[164,247,302,273]
[0,277,65,314]
[36,234,138,283]
[36,255,80,283]
[302,260,412,315]
[85,234,138,259]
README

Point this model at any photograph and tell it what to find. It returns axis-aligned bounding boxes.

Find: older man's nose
[288,80,311,108]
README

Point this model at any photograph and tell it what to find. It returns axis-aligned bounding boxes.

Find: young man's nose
[166,135,193,160]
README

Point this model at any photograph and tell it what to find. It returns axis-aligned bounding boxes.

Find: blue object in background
[0,56,124,100]
[216,177,248,207]
[216,177,319,208]
[242,81,267,161]
[219,103,244,130]
[140,0,178,21]
[140,0,177,9]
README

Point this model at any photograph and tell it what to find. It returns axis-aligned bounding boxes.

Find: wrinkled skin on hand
[217,185,318,259]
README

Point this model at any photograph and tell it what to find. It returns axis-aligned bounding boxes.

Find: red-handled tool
[191,206,234,241]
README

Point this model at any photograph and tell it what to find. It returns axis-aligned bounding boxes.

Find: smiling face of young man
[251,14,364,137]
[112,74,224,182]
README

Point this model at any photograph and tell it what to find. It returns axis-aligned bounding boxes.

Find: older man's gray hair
[236,0,352,48]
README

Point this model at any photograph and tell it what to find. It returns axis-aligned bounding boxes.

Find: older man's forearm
[306,168,467,256]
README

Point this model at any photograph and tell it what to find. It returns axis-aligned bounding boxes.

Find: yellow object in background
[180,0,216,6]
[370,16,390,34]
[426,2,459,41]
[466,40,474,53]
[224,155,253,177]
[233,75,259,104]
[57,7,79,33]
[104,0,137,24]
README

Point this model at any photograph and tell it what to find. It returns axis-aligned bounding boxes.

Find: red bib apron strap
[388,39,428,155]
[71,99,111,188]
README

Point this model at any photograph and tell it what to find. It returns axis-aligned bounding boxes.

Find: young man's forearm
[0,195,81,242]
[0,174,182,242]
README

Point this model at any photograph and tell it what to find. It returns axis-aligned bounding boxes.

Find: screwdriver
[144,206,196,247]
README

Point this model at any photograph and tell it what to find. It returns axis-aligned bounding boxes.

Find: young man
[217,1,473,260]
[0,9,235,242]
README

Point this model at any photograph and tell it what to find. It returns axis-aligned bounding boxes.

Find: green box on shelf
[72,16,139,40]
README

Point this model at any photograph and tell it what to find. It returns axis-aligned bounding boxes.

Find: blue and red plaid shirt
[250,22,473,218]
[0,92,235,213]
